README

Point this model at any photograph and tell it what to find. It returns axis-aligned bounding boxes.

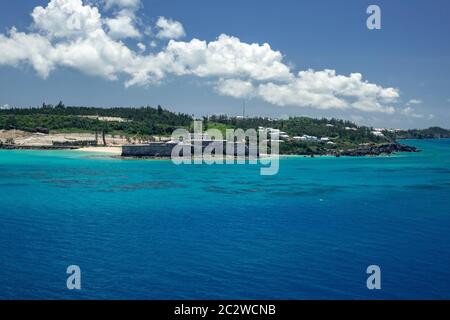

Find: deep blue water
[0,139,450,299]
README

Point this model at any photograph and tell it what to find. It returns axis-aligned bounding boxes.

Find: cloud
[137,42,146,53]
[254,70,398,112]
[121,34,295,87]
[104,0,141,10]
[155,17,186,40]
[155,34,292,81]
[401,107,424,118]
[406,99,422,105]
[0,0,402,114]
[31,0,102,39]
[105,10,140,39]
[216,79,255,99]
[0,28,55,78]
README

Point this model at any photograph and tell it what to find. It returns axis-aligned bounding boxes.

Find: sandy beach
[75,146,123,154]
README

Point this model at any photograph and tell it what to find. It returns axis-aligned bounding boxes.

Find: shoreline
[0,144,80,150]
[0,142,420,158]
[0,144,123,154]
[74,146,123,155]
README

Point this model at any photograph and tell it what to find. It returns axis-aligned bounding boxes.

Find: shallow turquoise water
[0,139,449,299]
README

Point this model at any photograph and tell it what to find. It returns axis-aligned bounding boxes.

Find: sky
[0,0,449,129]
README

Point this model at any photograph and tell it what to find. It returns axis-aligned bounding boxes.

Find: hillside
[0,102,192,137]
[393,127,450,139]
[0,103,447,155]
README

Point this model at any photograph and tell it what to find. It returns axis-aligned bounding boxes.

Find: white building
[259,127,290,139]
[293,135,319,142]
[371,131,385,137]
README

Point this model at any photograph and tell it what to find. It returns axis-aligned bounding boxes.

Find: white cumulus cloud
[32,0,102,39]
[155,16,186,40]
[104,0,141,10]
[216,79,255,99]
[158,35,291,81]
[0,0,404,114]
[105,10,140,39]
[0,28,55,78]
[255,70,398,112]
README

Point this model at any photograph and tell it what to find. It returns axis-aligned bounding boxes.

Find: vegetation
[205,116,449,153]
[208,115,391,150]
[392,127,450,139]
[52,140,97,147]
[0,102,192,136]
[1,102,448,154]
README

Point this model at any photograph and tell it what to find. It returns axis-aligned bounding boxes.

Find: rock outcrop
[338,143,418,157]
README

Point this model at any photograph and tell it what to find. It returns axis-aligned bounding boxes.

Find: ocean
[0,139,449,299]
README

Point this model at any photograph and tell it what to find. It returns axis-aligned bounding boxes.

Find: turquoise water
[0,139,449,299]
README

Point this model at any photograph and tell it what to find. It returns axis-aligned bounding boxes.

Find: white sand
[76,146,122,154]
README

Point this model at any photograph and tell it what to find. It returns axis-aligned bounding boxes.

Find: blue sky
[0,0,449,129]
